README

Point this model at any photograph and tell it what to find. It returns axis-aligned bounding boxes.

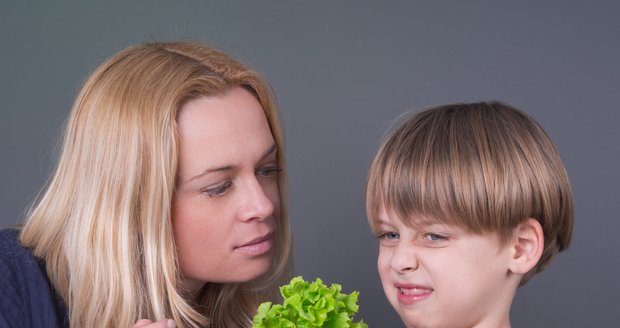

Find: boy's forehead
[376,205,399,223]
[377,205,437,227]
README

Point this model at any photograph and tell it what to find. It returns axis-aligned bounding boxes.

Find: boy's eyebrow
[377,214,443,229]
[376,218,390,224]
[374,217,396,228]
[189,143,277,182]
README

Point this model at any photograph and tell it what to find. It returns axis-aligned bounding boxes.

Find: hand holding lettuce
[252,276,368,328]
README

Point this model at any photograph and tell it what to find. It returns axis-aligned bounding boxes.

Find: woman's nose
[237,178,275,222]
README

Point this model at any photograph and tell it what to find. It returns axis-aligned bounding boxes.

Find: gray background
[1,1,618,327]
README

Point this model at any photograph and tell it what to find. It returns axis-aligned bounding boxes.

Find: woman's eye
[257,166,282,178]
[203,180,232,197]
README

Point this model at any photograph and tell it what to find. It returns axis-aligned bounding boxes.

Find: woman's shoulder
[0,228,51,283]
[0,228,37,266]
[0,227,21,246]
[0,228,69,327]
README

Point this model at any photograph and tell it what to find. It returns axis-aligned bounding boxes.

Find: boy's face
[375,207,518,328]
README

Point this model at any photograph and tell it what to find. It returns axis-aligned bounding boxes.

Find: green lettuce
[252,276,368,328]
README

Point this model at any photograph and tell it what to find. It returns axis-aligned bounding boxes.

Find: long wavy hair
[20,42,292,327]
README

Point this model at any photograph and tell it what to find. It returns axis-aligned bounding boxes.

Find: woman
[0,42,292,327]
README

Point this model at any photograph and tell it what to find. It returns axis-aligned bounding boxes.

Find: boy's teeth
[399,287,430,295]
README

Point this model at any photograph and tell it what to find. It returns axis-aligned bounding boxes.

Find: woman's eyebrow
[189,143,277,182]
[189,165,234,182]
[260,143,277,160]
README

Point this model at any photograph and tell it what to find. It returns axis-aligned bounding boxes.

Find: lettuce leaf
[252,276,368,328]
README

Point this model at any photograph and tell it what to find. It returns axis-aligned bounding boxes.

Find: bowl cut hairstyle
[366,101,573,284]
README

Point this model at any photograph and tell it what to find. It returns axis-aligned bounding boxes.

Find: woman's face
[173,87,280,292]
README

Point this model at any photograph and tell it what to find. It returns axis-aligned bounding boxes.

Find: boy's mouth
[398,287,432,295]
[395,283,433,304]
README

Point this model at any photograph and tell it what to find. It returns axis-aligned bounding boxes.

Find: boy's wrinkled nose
[391,244,419,273]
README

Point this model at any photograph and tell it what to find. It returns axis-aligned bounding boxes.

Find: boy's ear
[507,218,544,274]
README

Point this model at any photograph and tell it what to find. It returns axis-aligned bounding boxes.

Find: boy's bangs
[367,104,510,235]
[367,141,478,233]
[366,113,482,232]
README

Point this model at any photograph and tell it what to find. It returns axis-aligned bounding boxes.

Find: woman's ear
[508,218,544,274]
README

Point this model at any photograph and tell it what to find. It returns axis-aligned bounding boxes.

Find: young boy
[365,102,573,328]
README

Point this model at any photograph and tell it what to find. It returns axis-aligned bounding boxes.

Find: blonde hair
[366,102,573,284]
[20,42,292,327]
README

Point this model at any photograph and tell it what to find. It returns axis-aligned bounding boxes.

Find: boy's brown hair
[366,102,573,284]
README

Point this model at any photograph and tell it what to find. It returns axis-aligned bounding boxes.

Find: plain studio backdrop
[1,1,618,327]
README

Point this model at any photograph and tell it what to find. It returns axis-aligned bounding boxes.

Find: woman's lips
[234,233,273,255]
[395,283,433,305]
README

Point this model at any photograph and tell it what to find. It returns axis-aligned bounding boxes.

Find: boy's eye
[257,166,282,178]
[377,232,400,247]
[379,232,400,240]
[203,180,232,197]
[423,233,446,241]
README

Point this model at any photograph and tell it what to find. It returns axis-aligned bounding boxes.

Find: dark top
[0,229,69,328]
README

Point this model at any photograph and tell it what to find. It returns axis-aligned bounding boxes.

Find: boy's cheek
[376,253,397,305]
[377,249,390,270]
[377,250,394,284]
